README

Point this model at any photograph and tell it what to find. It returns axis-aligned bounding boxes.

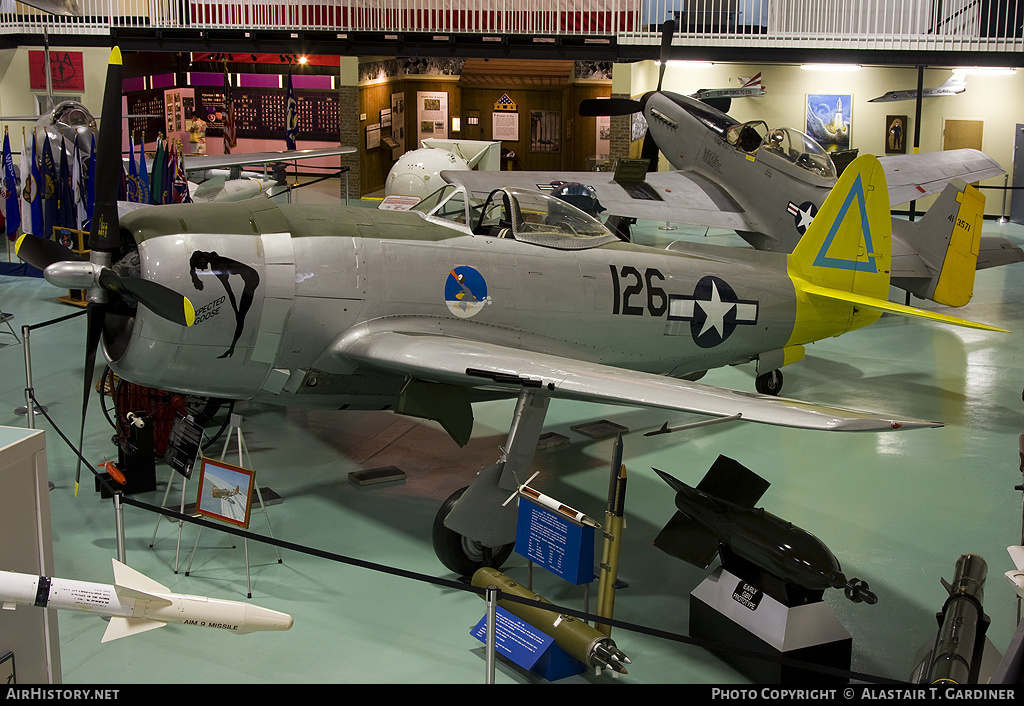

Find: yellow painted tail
[786,155,1006,340]
[789,154,892,299]
[787,155,891,342]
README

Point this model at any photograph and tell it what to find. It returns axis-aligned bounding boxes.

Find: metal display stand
[151,444,200,574]
[689,566,852,683]
[185,414,282,598]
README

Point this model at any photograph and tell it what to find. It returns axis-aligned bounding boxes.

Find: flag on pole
[150,136,165,205]
[57,139,74,228]
[0,128,11,238]
[223,63,237,154]
[138,136,150,204]
[171,141,192,204]
[20,128,32,236]
[84,133,96,229]
[41,135,57,238]
[285,72,298,150]
[1,128,18,239]
[29,131,43,237]
[126,133,140,203]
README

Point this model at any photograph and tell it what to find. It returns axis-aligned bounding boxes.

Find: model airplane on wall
[869,71,967,103]
[443,22,1021,309]
[15,48,1008,576]
[689,72,766,112]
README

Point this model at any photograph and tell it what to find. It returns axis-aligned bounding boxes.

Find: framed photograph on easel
[195,457,255,529]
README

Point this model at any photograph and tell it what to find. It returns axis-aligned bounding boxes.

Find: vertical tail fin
[787,156,1007,336]
[891,179,984,307]
[789,154,892,300]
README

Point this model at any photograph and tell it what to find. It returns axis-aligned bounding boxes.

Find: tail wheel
[431,486,514,576]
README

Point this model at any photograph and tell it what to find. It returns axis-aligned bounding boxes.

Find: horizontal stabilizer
[800,281,1009,333]
[654,510,721,569]
[696,455,769,508]
[101,616,166,643]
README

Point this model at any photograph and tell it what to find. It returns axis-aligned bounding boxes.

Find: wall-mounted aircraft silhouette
[443,22,1020,310]
[16,48,1007,576]
[869,72,967,102]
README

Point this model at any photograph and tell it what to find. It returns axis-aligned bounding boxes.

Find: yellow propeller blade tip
[109,47,122,66]
[183,297,196,327]
[14,233,25,254]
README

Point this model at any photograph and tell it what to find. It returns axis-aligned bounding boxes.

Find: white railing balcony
[0,0,1020,55]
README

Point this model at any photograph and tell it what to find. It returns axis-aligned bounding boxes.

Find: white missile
[0,559,293,643]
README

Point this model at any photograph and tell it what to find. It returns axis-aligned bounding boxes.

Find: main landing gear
[431,390,549,576]
[432,487,514,576]
[755,369,783,396]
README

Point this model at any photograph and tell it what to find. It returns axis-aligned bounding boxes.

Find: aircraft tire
[755,370,783,396]
[432,486,514,576]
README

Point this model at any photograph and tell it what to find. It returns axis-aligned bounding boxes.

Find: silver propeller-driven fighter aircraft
[16,49,1008,576]
[443,24,1020,310]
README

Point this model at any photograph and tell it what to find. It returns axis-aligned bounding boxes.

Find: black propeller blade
[74,46,126,496]
[578,97,644,117]
[14,232,82,270]
[657,19,675,92]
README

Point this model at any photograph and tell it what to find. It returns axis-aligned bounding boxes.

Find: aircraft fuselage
[107,199,828,410]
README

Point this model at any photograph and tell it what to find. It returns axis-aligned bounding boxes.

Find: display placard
[163,415,205,479]
[514,497,595,585]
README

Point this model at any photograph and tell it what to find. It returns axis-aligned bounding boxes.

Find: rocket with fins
[0,558,293,643]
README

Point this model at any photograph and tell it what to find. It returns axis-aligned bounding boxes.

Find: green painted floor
[1,182,1023,684]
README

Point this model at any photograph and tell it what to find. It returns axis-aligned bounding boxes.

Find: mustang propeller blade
[578,97,644,117]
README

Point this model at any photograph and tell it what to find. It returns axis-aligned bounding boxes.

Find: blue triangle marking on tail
[812,174,878,273]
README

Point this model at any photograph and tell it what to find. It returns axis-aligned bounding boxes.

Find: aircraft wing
[879,149,1004,205]
[441,169,753,232]
[334,328,941,432]
[181,146,356,173]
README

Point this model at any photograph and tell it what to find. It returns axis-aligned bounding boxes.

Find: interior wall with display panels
[359,77,464,194]
[459,86,569,172]
[360,78,405,195]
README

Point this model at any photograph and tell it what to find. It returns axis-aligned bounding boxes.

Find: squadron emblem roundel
[445,265,491,318]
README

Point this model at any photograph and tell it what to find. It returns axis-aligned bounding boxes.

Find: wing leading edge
[333,328,941,433]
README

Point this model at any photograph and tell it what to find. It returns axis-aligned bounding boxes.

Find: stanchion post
[485,584,498,684]
[113,491,127,564]
[21,324,33,428]
[1000,174,1010,223]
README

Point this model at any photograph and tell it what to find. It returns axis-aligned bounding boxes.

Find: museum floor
[1,177,1023,685]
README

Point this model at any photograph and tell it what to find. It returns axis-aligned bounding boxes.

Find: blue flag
[126,134,139,203]
[58,140,74,228]
[2,131,18,239]
[138,137,149,204]
[29,132,43,238]
[41,135,57,238]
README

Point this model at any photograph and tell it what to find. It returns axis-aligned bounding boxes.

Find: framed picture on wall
[530,111,560,152]
[885,115,907,154]
[805,93,851,152]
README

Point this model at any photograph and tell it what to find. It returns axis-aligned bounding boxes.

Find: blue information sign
[514,497,596,585]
